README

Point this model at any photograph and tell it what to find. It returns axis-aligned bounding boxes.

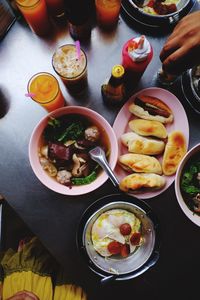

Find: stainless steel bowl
[77,193,160,282]
[181,66,200,114]
[121,0,196,28]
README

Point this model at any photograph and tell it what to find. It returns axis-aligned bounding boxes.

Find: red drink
[95,0,121,28]
[16,0,51,36]
[122,36,153,90]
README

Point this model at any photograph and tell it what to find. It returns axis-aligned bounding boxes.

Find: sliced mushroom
[193,193,200,204]
[64,140,75,147]
[40,157,49,168]
[40,157,57,177]
[72,154,87,177]
[40,145,49,158]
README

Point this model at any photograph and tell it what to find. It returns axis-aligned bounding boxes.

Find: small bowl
[29,106,118,196]
[77,193,160,281]
[175,143,200,226]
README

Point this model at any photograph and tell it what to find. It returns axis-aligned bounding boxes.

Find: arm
[160,11,200,75]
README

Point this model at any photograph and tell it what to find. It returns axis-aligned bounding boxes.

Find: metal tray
[121,0,196,28]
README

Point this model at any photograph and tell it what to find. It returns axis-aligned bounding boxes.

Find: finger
[162,45,194,75]
[160,37,180,62]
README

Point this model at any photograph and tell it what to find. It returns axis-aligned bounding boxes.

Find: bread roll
[119,173,166,192]
[162,130,187,176]
[121,132,165,155]
[129,119,167,139]
[129,95,173,124]
[119,153,162,175]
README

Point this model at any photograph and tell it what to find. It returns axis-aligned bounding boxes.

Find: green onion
[72,171,97,185]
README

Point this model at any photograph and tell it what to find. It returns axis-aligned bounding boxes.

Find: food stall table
[0,3,200,299]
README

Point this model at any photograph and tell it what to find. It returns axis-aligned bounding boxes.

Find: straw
[75,40,81,60]
[25,93,36,98]
[138,35,145,49]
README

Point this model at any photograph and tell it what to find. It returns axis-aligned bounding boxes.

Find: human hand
[6,291,39,300]
[160,11,200,75]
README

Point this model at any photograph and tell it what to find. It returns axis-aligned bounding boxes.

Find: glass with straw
[52,42,88,94]
[27,72,65,112]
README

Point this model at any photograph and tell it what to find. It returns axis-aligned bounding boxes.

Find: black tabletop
[0,3,200,300]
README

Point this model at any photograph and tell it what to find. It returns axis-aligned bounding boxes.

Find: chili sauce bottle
[122,35,153,91]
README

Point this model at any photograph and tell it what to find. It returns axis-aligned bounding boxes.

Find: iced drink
[122,36,153,90]
[95,0,121,28]
[52,44,87,94]
[28,72,65,112]
[15,0,51,36]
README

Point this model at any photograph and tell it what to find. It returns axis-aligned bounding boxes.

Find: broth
[38,114,110,187]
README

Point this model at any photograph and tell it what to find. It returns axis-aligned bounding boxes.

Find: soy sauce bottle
[66,0,91,41]
[101,65,126,105]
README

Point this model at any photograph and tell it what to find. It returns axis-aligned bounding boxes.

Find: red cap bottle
[122,36,153,91]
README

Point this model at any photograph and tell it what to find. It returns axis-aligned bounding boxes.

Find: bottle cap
[112,65,125,78]
[128,36,151,62]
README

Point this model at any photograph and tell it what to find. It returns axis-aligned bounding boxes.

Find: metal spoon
[89,146,119,187]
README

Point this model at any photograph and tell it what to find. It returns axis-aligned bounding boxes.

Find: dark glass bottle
[101,65,126,105]
[66,0,91,41]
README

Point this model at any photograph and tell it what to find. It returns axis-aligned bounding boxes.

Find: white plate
[113,87,189,199]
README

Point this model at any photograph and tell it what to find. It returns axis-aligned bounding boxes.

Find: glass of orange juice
[95,0,121,29]
[28,72,65,112]
[15,0,51,36]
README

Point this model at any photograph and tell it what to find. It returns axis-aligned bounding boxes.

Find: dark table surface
[0,2,200,300]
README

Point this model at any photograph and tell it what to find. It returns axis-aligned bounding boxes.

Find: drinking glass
[27,72,65,112]
[15,0,51,36]
[52,44,88,94]
[95,0,121,29]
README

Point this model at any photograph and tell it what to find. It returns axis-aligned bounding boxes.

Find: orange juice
[16,0,51,36]
[95,0,121,28]
[28,72,65,112]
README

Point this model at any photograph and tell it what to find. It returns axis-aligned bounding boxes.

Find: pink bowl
[29,106,118,196]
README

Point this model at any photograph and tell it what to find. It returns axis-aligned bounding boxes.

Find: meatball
[84,126,100,142]
[56,170,72,184]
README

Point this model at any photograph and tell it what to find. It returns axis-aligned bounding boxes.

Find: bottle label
[69,21,91,40]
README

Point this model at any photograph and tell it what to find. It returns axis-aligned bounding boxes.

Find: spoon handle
[89,147,119,187]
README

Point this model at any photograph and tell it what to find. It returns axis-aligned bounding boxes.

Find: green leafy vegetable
[58,121,84,142]
[181,161,200,195]
[182,185,200,194]
[71,171,97,185]
[43,117,85,143]
[48,117,61,128]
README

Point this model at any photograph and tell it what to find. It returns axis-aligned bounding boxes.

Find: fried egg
[91,209,142,257]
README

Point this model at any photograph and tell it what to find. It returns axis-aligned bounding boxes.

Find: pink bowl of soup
[29,106,118,195]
